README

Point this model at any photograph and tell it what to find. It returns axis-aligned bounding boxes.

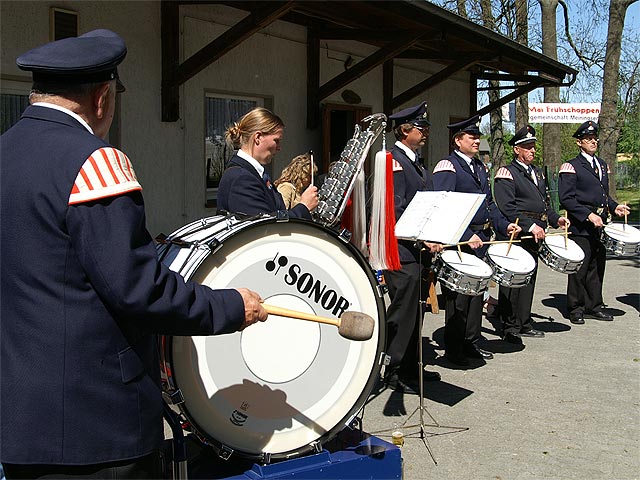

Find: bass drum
[157,215,385,463]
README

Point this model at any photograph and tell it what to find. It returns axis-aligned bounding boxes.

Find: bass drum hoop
[160,216,385,462]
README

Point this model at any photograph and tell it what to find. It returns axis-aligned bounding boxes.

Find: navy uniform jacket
[558,153,618,237]
[0,105,245,465]
[217,154,312,219]
[494,160,560,239]
[432,151,510,258]
[389,144,433,263]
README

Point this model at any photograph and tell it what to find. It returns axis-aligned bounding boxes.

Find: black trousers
[499,238,539,335]
[567,234,606,315]
[384,262,423,376]
[3,451,162,479]
[441,285,483,357]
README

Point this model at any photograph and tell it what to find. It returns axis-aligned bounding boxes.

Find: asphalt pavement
[362,250,639,480]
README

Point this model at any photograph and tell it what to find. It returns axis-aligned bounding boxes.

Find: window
[204,92,267,207]
[50,7,78,41]
[1,80,30,134]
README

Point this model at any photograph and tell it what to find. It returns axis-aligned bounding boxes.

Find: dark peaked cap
[509,125,537,146]
[572,120,598,138]
[389,101,431,128]
[447,115,481,136]
[17,29,127,92]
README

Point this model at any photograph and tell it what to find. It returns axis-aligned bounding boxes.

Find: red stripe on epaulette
[494,167,513,180]
[433,159,455,174]
[559,163,576,174]
[69,147,142,205]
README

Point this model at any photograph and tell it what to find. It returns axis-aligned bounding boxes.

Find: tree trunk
[539,0,561,172]
[480,0,506,168]
[515,0,529,130]
[600,0,635,199]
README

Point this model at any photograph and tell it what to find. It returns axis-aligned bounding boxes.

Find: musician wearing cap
[432,116,521,366]
[558,121,630,325]
[382,101,443,393]
[217,107,318,218]
[0,30,267,478]
[494,126,570,344]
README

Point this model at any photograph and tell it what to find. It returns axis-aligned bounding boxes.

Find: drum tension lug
[163,389,185,406]
[337,228,352,244]
[275,210,290,222]
[218,445,234,461]
[260,452,272,465]
[310,440,323,454]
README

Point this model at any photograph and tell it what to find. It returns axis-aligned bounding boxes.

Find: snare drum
[538,235,585,274]
[157,215,385,462]
[485,243,536,288]
[434,250,493,296]
[602,223,640,256]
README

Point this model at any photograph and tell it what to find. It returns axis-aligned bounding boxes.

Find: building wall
[1,1,470,236]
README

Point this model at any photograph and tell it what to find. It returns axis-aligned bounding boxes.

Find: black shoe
[444,351,470,366]
[584,310,613,321]
[520,329,545,338]
[502,332,523,344]
[385,373,420,395]
[569,313,585,324]
[464,345,493,360]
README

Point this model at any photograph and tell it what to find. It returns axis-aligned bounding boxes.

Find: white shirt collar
[237,149,264,177]
[516,159,531,171]
[32,102,94,135]
[455,150,475,167]
[395,141,417,162]
[580,151,595,164]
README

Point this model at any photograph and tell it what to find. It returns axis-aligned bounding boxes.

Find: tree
[598,0,638,197]
[539,0,562,171]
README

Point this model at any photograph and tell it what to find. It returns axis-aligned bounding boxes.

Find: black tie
[527,165,537,185]
[592,160,600,178]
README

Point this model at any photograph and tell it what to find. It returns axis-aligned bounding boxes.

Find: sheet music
[395,191,485,244]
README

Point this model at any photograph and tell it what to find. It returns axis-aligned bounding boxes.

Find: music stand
[397,247,469,465]
[383,191,482,464]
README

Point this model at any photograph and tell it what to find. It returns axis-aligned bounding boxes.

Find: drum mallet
[263,304,374,341]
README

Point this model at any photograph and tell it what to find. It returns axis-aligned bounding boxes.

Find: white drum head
[604,223,640,243]
[543,235,585,262]
[440,250,493,278]
[486,243,536,274]
[165,219,384,459]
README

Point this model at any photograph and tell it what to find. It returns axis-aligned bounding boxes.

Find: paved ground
[362,251,640,480]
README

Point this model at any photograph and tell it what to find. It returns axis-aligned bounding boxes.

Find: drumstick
[457,244,463,261]
[443,238,523,248]
[624,202,628,230]
[520,232,572,240]
[263,304,374,341]
[564,222,569,248]
[506,218,519,256]
[309,150,314,187]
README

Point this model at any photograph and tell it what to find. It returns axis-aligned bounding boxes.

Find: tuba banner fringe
[369,149,400,271]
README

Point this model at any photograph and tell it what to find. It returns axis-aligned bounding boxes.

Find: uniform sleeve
[219,169,275,216]
[392,167,408,221]
[558,163,592,221]
[66,191,245,336]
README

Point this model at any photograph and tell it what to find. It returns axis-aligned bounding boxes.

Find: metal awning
[161,0,577,126]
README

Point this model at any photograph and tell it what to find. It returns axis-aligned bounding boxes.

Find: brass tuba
[313,113,387,227]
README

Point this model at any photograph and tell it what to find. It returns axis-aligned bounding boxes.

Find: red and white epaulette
[494,167,513,180]
[559,163,576,174]
[433,159,456,174]
[69,147,142,205]
[391,158,403,172]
